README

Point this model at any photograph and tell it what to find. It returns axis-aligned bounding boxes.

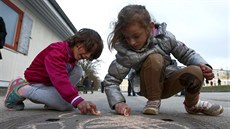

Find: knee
[186,65,203,81]
[143,53,164,69]
[179,66,204,94]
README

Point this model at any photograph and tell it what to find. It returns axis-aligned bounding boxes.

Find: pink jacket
[24,41,84,107]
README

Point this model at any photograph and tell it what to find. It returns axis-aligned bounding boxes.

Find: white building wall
[0,0,62,87]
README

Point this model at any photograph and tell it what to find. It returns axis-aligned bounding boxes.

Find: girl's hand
[77,101,100,115]
[200,64,214,80]
[115,102,131,116]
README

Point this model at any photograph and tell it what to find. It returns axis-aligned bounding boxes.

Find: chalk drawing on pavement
[18,112,189,129]
[76,116,189,129]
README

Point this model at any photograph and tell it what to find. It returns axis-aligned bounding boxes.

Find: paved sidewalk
[0,92,229,129]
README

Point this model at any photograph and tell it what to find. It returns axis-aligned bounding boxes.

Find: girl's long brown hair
[107,5,151,51]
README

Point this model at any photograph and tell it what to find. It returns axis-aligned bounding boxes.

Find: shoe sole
[143,108,159,115]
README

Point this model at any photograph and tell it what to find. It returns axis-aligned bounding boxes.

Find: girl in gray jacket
[103,4,223,116]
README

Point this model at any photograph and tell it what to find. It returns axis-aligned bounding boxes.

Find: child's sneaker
[184,100,224,116]
[4,78,28,110]
[143,100,161,115]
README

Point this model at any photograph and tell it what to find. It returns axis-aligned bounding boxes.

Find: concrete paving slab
[0,92,229,129]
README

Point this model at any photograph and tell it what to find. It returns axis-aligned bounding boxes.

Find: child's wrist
[71,96,84,107]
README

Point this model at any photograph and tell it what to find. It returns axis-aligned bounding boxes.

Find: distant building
[209,69,230,86]
[120,79,129,91]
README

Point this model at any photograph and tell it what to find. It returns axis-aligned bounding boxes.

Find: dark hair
[66,28,103,60]
[107,5,151,50]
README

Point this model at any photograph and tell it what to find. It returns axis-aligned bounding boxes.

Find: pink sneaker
[4,78,28,110]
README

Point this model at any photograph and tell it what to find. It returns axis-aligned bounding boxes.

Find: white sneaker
[184,100,224,116]
[143,100,161,115]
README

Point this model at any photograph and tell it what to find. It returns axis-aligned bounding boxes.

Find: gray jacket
[104,23,208,109]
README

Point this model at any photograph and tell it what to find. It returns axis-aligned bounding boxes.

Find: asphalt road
[0,92,229,129]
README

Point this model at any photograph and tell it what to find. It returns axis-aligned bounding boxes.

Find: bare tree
[78,59,102,90]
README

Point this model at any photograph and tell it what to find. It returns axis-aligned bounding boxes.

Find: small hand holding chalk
[91,108,101,116]
[123,107,131,116]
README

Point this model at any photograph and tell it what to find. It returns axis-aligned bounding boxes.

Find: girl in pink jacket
[4,28,103,115]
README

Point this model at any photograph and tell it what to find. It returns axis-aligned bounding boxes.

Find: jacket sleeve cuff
[105,86,126,109]
[205,64,213,69]
[71,96,84,107]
